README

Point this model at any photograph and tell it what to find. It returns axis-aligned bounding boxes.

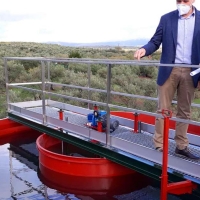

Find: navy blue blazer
[142,8,200,88]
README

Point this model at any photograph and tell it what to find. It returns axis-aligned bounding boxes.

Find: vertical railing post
[161,109,172,200]
[47,61,51,101]
[41,61,47,125]
[87,64,91,109]
[106,64,112,147]
[4,58,9,111]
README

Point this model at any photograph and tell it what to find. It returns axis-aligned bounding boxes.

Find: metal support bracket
[167,180,197,195]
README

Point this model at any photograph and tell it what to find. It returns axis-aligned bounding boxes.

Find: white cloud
[0,0,200,43]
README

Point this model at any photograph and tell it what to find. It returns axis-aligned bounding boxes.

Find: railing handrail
[7,81,200,108]
[4,57,200,127]
[3,57,200,68]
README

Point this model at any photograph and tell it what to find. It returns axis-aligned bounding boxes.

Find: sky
[0,0,200,44]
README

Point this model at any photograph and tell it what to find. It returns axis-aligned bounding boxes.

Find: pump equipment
[86,105,119,132]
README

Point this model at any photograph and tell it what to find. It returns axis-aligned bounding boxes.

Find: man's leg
[175,68,195,150]
[154,68,178,149]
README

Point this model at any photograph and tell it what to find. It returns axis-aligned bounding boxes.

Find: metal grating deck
[29,106,200,164]
[8,101,200,182]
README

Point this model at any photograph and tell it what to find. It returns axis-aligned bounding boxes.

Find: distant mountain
[47,39,149,47]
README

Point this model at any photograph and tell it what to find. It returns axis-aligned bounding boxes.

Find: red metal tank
[36,134,136,177]
[0,118,41,145]
[38,163,152,197]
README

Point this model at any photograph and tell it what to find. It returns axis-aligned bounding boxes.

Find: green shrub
[69,50,82,58]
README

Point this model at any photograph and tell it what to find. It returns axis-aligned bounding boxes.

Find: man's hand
[134,48,146,60]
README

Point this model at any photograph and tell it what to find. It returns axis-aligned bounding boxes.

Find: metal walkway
[4,57,200,198]
[9,100,200,183]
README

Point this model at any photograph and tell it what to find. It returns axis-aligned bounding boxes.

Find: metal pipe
[4,58,9,111]
[161,109,172,200]
[87,64,91,109]
[9,82,42,86]
[41,61,47,125]
[138,121,142,133]
[8,81,200,108]
[106,64,112,147]
[47,61,51,101]
[3,57,200,69]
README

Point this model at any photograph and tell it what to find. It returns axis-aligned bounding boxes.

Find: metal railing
[4,57,200,126]
[3,57,200,149]
[4,57,200,199]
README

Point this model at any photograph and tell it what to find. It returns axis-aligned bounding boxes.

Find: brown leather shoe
[175,147,200,160]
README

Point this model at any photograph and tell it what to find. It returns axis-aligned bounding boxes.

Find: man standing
[134,0,200,160]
